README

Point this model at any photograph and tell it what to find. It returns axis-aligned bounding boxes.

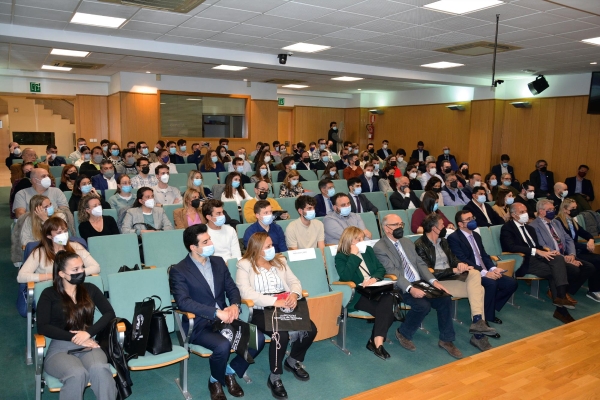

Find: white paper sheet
[359,280,392,287]
[287,248,317,262]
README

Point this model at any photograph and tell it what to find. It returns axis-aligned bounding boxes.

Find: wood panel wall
[293,106,346,146]
[74,95,108,141]
[107,93,121,144]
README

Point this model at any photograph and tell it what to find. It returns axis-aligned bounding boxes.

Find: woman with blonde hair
[492,188,515,222]
[236,232,317,398]
[221,172,250,206]
[18,217,100,284]
[174,188,206,229]
[78,194,120,242]
[186,170,213,200]
[20,195,55,248]
[279,170,304,198]
[334,226,394,360]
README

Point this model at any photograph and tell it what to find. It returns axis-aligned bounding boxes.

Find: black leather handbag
[145,296,173,355]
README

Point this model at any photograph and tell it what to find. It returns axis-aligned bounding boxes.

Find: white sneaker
[586,291,600,302]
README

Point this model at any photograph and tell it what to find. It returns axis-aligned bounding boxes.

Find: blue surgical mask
[502,162,508,167]
[46,206,54,217]
[223,144,228,150]
[466,220,478,230]
[169,147,177,154]
[193,178,202,186]
[433,203,439,212]
[329,170,336,177]
[490,179,497,187]
[506,197,515,205]
[545,210,556,220]
[214,215,226,226]
[327,188,335,197]
[340,206,351,216]
[142,148,149,155]
[290,164,296,170]
[199,244,215,258]
[232,180,240,188]
[81,184,92,194]
[263,246,276,261]
[211,156,218,163]
[83,154,91,161]
[161,155,170,163]
[477,195,487,203]
[260,168,268,176]
[290,179,299,186]
[111,150,120,157]
[180,146,186,152]
[444,150,450,155]
[319,144,326,150]
[236,166,244,174]
[322,156,329,163]
[261,214,274,225]
[503,180,511,186]
[353,187,362,196]
[304,210,316,220]
[121,185,132,193]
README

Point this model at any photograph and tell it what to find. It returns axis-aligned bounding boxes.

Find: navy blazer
[359,174,380,192]
[447,229,495,271]
[529,169,555,197]
[169,254,241,344]
[463,200,505,227]
[376,148,391,160]
[91,173,121,191]
[565,176,595,202]
[314,193,329,217]
[410,149,429,162]
[491,164,516,183]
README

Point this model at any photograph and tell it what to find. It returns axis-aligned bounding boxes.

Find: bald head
[554,182,567,196]
[397,176,409,187]
[509,202,527,221]
[382,213,404,240]
[22,148,37,163]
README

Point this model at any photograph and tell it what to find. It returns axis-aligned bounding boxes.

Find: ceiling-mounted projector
[510,102,532,108]
[446,105,465,111]
[369,109,384,115]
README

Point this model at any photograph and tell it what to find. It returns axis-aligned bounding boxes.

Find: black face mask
[68,172,78,180]
[462,169,469,176]
[68,272,86,285]
[303,157,310,163]
[570,209,580,218]
[258,191,268,200]
[191,199,201,209]
[539,166,547,172]
[368,148,374,153]
[438,227,447,239]
[25,171,31,179]
[354,160,360,167]
[450,181,458,189]
[392,227,404,239]
[363,156,369,161]
[433,187,442,193]
[444,167,452,174]
[141,166,150,174]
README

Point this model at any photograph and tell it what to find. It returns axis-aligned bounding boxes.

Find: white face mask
[144,199,155,209]
[160,174,169,184]
[518,213,529,224]
[239,154,245,160]
[264,156,271,162]
[409,172,417,179]
[398,157,403,162]
[365,171,373,178]
[473,181,481,187]
[356,241,368,254]
[53,232,69,246]
[526,191,535,200]
[91,205,103,217]
[429,168,437,176]
[39,176,52,189]
[561,190,568,198]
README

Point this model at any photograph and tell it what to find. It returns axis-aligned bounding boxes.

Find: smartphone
[67,347,92,355]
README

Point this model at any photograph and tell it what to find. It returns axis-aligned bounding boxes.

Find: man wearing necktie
[529,200,594,307]
[448,211,518,332]
[373,214,464,359]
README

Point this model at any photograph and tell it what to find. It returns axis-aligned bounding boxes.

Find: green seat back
[142,230,187,268]
[406,208,418,232]
[102,189,117,200]
[243,182,256,197]
[439,206,458,226]
[50,166,64,178]
[275,197,300,219]
[298,170,318,181]
[275,218,295,233]
[176,164,197,175]
[406,235,420,243]
[363,192,388,213]
[222,200,241,222]
[236,223,252,240]
[162,204,182,227]
[273,182,282,197]
[377,210,410,237]
[323,246,352,306]
[64,191,72,202]
[359,211,380,239]
[478,227,498,256]
[88,233,141,290]
[108,268,175,331]
[414,190,424,199]
[283,250,329,295]
[316,170,325,179]
[12,159,23,164]
[225,258,251,320]
[55,177,61,187]
[300,181,319,194]
[332,180,348,196]
[202,172,218,187]
[219,171,230,184]
[167,173,188,188]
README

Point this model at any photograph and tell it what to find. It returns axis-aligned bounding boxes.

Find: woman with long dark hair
[221,172,250,206]
[121,187,173,234]
[37,250,117,400]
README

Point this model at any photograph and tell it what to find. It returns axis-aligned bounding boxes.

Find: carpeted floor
[1,186,599,400]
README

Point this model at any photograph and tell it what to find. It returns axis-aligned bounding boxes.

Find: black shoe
[267,378,288,399]
[491,317,502,324]
[489,333,501,339]
[284,359,310,381]
[224,374,244,397]
[366,340,387,360]
[380,345,391,359]
[208,380,227,400]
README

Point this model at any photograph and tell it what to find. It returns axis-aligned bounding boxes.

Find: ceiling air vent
[100,0,206,13]
[263,79,306,85]
[51,61,105,70]
[435,41,521,56]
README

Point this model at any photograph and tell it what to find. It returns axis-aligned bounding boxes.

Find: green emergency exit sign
[278,97,285,106]
[30,82,41,93]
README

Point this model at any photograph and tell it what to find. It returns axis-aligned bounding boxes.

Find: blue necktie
[394,241,416,282]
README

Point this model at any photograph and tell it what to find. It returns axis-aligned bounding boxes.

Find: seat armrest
[332,281,356,288]
[22,245,26,250]
[502,251,525,257]
[302,290,309,298]
[27,281,35,290]
[174,310,196,320]
[142,265,156,269]
[490,256,499,261]
[34,334,46,348]
[543,246,550,252]
[116,322,127,333]
[241,299,254,308]
[384,274,397,280]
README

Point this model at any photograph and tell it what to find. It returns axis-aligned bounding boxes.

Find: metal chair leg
[525,280,544,301]
[452,299,463,324]
[418,323,430,334]
[507,292,520,309]
[330,307,351,355]
[175,358,192,400]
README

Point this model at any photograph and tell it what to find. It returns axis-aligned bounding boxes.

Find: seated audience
[455,163,469,187]
[131,157,158,189]
[202,199,241,260]
[376,139,391,160]
[557,199,600,301]
[100,139,110,158]
[236,232,316,399]
[13,168,68,218]
[91,160,119,191]
[421,177,444,206]
[322,163,339,180]
[439,160,453,181]
[254,150,274,175]
[220,138,235,157]
[395,149,408,172]
[514,180,538,220]
[216,145,232,164]
[492,173,519,201]
[19,195,57,249]
[463,186,504,228]
[529,159,554,198]
[106,142,125,173]
[448,210,518,326]
[222,172,251,206]
[228,151,252,174]
[186,170,213,199]
[411,191,455,234]
[295,150,314,172]
[419,160,443,190]
[441,172,468,206]
[390,176,421,210]
[324,193,371,245]
[69,175,106,213]
[250,141,262,159]
[251,162,273,184]
[45,145,66,167]
[378,166,396,193]
[359,163,379,193]
[277,157,305,183]
[152,164,182,206]
[174,189,206,229]
[166,141,185,164]
[314,149,334,171]
[10,147,54,184]
[335,148,350,171]
[343,153,363,181]
[314,179,336,217]
[485,173,498,194]
[411,140,429,168]
[549,182,569,213]
[6,141,22,168]
[243,181,289,223]
[491,154,516,183]
[285,195,325,251]
[107,175,135,215]
[36,250,117,400]
[170,224,259,399]
[492,188,514,222]
[9,162,34,218]
[78,146,105,179]
[151,140,165,159]
[436,146,458,172]
[347,177,378,215]
[149,148,178,175]
[228,157,251,185]
[17,217,100,284]
[386,155,402,178]
[59,164,78,192]
[135,141,157,163]
[77,194,120,242]
[122,187,173,234]
[120,148,137,175]
[405,164,422,191]
[243,200,288,253]
[462,172,492,200]
[565,164,594,211]
[68,138,85,162]
[335,226,395,360]
[500,203,576,324]
[279,170,304,198]
[73,146,91,168]
[415,214,496,351]
[176,139,189,159]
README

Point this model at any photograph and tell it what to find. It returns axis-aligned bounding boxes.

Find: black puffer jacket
[414,234,460,281]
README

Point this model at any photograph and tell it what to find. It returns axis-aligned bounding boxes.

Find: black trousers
[251,310,317,374]
[354,294,395,341]
[577,251,600,292]
[527,255,569,297]
[566,258,596,295]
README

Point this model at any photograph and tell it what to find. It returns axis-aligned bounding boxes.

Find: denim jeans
[400,291,455,342]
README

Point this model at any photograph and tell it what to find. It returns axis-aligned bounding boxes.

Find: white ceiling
[1,0,600,93]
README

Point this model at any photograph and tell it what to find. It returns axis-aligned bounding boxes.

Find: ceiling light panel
[70,12,126,28]
[424,0,504,15]
[42,65,72,71]
[212,65,248,71]
[282,42,331,53]
[582,37,600,46]
[51,49,90,57]
[421,61,464,68]
[282,84,309,88]
[332,76,363,81]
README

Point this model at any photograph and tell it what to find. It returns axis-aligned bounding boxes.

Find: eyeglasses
[386,223,405,229]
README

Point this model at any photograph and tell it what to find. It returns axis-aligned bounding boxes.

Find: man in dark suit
[463,187,504,227]
[390,176,420,210]
[436,146,458,172]
[347,177,378,215]
[565,164,594,210]
[229,157,251,185]
[315,179,335,217]
[277,156,306,183]
[500,202,575,324]
[491,154,516,184]
[166,141,185,164]
[448,210,518,325]
[376,139,391,160]
[529,159,555,198]
[295,150,316,171]
[169,224,264,400]
[335,148,349,171]
[91,160,120,190]
[410,141,429,167]
[513,180,538,220]
[359,163,380,193]
[313,149,334,171]
[373,213,463,359]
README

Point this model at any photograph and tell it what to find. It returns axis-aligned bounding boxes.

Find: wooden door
[278,108,293,145]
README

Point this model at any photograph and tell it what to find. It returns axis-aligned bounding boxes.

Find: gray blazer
[529,217,576,255]
[121,206,174,234]
[373,235,435,293]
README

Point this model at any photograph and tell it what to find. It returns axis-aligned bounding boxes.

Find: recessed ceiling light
[332,76,363,81]
[282,43,331,53]
[582,37,600,46]
[146,71,151,73]
[357,89,362,91]
[421,61,464,69]
[50,49,89,57]
[424,0,504,15]
[42,65,72,71]
[71,12,126,28]
[160,102,166,105]
[282,84,309,89]
[212,65,247,71]
[591,62,598,65]
[186,98,202,101]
